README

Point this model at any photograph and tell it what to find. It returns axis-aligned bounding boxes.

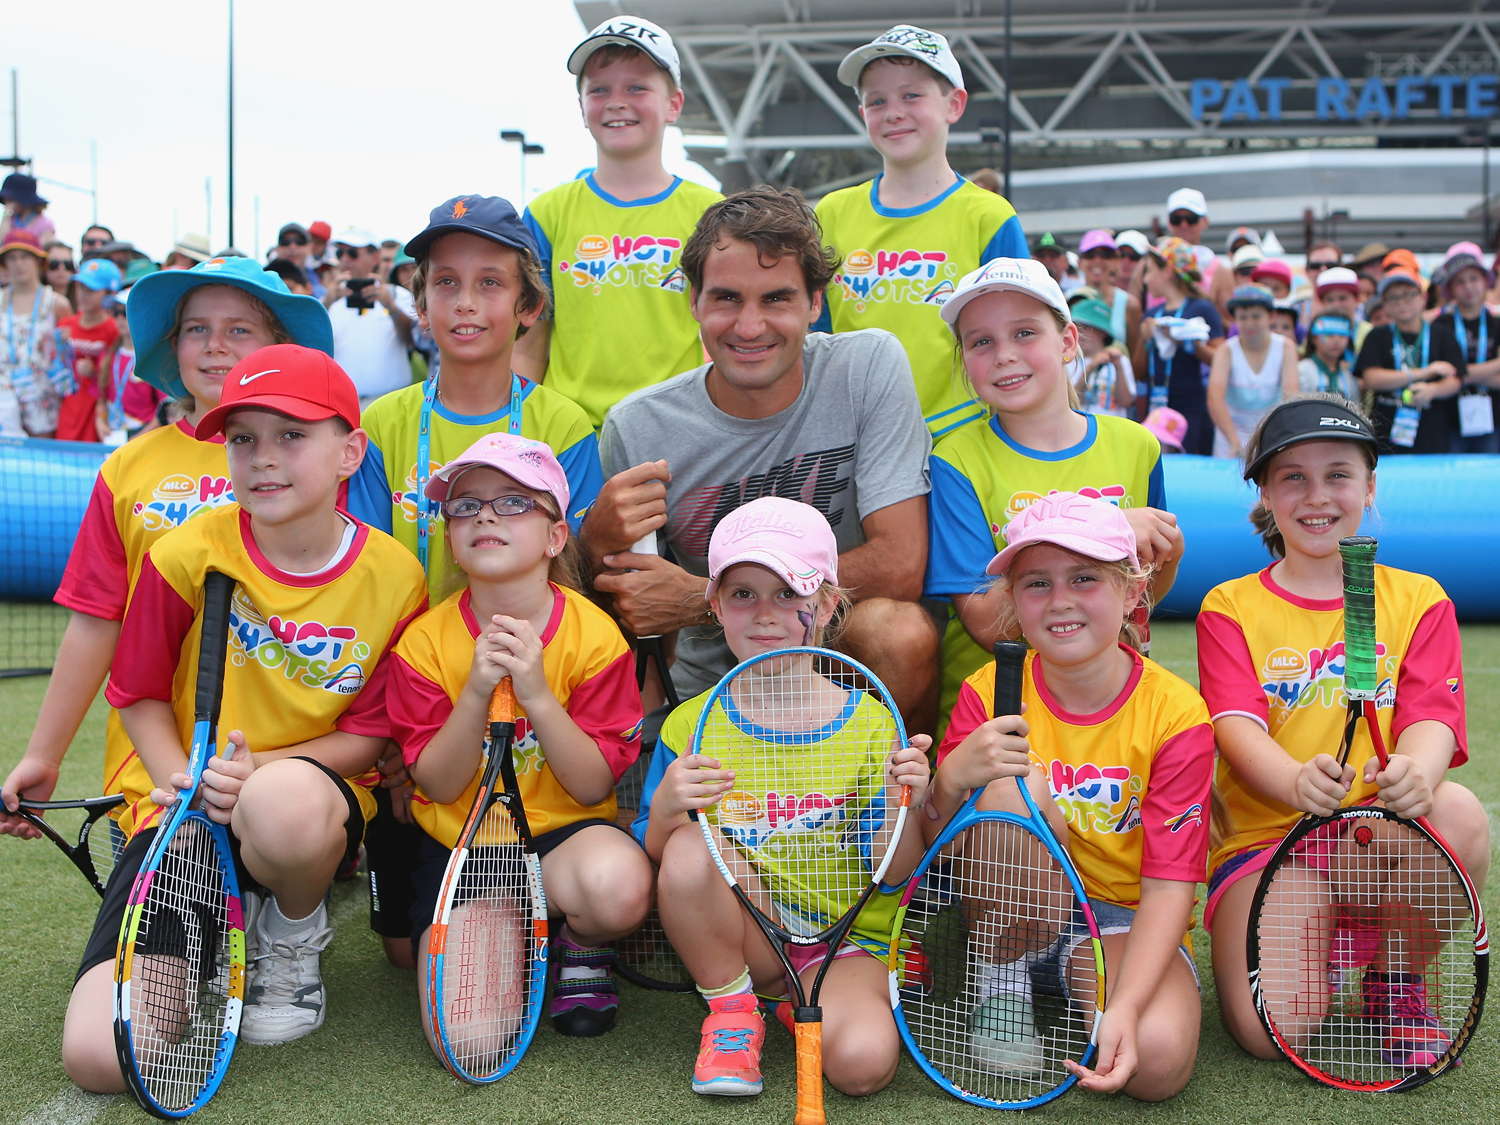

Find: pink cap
[704,497,837,600]
[1078,229,1117,255]
[986,491,1139,577]
[1446,240,1485,264]
[424,432,570,513]
[1251,258,1293,286]
[1143,406,1188,452]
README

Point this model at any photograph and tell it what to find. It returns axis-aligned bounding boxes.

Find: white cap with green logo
[837,25,965,91]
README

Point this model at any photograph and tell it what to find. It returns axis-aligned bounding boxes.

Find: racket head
[13,795,125,897]
[891,800,1105,1108]
[113,811,244,1117]
[1248,805,1487,1091]
[689,647,912,947]
[427,794,548,1082]
[612,756,693,991]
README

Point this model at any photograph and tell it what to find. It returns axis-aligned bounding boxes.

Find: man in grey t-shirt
[581,188,940,732]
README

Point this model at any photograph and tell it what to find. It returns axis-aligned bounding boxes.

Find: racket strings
[613,758,692,989]
[1255,814,1478,1086]
[443,801,537,1077]
[900,823,1099,1105]
[703,658,899,942]
[126,820,233,1111]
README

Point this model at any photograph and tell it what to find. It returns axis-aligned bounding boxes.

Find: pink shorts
[780,939,877,992]
[1204,821,1356,930]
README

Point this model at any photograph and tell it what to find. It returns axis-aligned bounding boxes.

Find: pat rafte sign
[1190,75,1500,124]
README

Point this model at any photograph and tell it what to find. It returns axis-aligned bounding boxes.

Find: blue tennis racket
[113,570,244,1118]
[892,640,1105,1108]
[426,677,548,1083]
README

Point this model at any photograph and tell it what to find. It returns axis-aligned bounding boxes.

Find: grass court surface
[2,621,1497,1125]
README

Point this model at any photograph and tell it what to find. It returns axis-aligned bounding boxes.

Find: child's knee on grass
[817,958,902,1096]
[62,961,124,1093]
[1126,964,1201,1101]
[1430,780,1490,887]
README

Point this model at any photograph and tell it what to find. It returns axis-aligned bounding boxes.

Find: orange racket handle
[793,1016,825,1125]
[489,677,516,725]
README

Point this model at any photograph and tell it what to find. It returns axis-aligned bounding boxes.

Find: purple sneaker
[550,926,619,1037]
[1366,972,1451,1068]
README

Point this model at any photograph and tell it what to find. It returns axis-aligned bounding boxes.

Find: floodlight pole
[1003,0,1013,198]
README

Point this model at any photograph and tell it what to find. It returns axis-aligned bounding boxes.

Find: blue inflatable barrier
[1158,454,1500,620]
[0,436,109,602]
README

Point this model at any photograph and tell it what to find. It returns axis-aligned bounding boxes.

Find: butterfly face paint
[798,608,816,646]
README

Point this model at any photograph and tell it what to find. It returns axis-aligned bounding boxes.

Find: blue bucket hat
[128,256,334,398]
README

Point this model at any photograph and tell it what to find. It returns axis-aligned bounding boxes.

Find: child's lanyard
[1147,345,1168,409]
[414,372,525,572]
[108,352,132,430]
[1392,324,1431,380]
[1454,314,1487,370]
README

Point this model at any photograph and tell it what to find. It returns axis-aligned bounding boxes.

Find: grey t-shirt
[599,328,932,696]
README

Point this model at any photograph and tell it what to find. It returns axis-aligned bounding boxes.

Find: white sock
[261,897,325,941]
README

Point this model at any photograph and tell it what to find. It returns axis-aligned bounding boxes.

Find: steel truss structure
[573,4,1500,194]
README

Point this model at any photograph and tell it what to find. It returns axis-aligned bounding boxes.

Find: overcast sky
[3,0,719,261]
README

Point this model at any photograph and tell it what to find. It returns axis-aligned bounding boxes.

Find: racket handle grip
[632,531,658,557]
[992,641,1027,730]
[793,1014,825,1125]
[489,677,516,725]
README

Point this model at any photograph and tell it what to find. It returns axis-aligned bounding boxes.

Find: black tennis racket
[892,641,1104,1108]
[1247,536,1487,1091]
[631,529,681,711]
[7,794,125,896]
[114,570,244,1118]
[691,647,913,1125]
[426,677,548,1083]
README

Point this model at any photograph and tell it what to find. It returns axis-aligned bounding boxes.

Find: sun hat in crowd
[1143,407,1189,453]
[388,248,415,283]
[1377,271,1423,299]
[76,258,122,292]
[568,15,681,87]
[704,496,839,600]
[1250,259,1293,288]
[1243,398,1378,483]
[837,24,964,90]
[1066,285,1101,307]
[169,232,212,264]
[0,229,47,261]
[1310,314,1354,338]
[1315,266,1361,295]
[1166,188,1208,218]
[1070,297,1116,340]
[404,195,538,262]
[940,257,1071,329]
[0,173,46,208]
[1078,230,1117,255]
[128,255,334,399]
[987,490,1140,576]
[1151,237,1202,286]
[1227,284,1276,313]
[1230,244,1266,271]
[333,226,378,250]
[1435,242,1495,290]
[424,432,571,513]
[195,344,361,441]
[1224,226,1261,254]
[1350,242,1391,269]
[1114,230,1150,257]
[122,259,158,287]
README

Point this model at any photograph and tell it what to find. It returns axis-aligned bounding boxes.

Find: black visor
[1244,399,1378,482]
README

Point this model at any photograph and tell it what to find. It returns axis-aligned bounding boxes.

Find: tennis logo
[1260,640,1393,714]
[1045,758,1143,834]
[558,233,686,294]
[833,247,953,313]
[134,473,235,532]
[228,590,372,692]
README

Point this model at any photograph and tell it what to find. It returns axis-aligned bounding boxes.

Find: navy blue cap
[404,195,538,262]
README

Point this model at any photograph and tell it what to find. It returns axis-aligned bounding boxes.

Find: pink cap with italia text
[705,497,838,600]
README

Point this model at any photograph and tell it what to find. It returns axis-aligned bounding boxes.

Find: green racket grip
[1339,536,1378,702]
[992,641,1028,731]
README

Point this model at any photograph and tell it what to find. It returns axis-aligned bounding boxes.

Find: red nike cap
[195,344,361,441]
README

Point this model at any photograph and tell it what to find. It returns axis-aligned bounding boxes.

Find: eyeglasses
[48,259,75,271]
[441,494,545,520]
[335,246,366,260]
[279,234,309,247]
[1235,265,1256,276]
[1383,287,1424,304]
[82,236,110,248]
[1168,211,1201,226]
[1307,259,1341,271]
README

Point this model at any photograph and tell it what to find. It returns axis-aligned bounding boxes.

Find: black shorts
[75,758,365,984]
[406,818,629,958]
[365,784,424,939]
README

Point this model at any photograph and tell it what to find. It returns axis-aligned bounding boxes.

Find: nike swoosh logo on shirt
[239,368,279,386]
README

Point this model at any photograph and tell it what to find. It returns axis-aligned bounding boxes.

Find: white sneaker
[239,905,333,1046]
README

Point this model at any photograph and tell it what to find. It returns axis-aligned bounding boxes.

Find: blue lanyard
[415,372,525,572]
[1454,314,1488,368]
[1392,324,1430,373]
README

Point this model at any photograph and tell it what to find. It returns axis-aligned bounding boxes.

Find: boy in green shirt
[515,16,720,429]
[816,25,1028,438]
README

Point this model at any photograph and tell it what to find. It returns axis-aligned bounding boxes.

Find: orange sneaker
[692,994,765,1096]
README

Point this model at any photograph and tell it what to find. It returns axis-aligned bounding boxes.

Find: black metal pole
[1003,0,1012,198]
[228,0,235,249]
